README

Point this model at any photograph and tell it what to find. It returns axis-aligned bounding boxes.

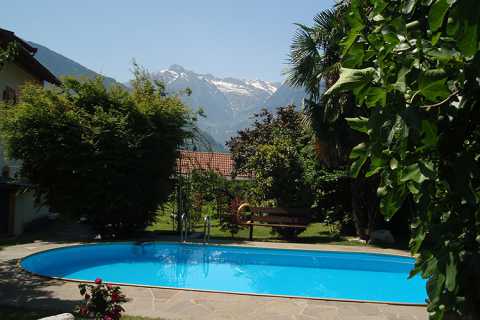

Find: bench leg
[249,225,253,241]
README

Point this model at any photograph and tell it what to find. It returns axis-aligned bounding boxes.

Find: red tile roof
[176,150,251,179]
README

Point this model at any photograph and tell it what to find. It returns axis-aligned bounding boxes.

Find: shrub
[0,69,193,235]
[75,278,127,320]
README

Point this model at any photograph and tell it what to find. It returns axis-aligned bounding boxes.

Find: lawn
[146,213,364,246]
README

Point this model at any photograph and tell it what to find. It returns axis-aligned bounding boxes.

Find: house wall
[13,191,49,235]
[0,61,49,235]
[0,61,40,93]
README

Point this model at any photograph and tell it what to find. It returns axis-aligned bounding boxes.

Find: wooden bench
[235,203,312,240]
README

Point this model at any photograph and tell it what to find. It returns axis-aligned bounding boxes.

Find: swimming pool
[21,242,427,304]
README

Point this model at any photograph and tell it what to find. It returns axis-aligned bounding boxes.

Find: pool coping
[18,240,428,307]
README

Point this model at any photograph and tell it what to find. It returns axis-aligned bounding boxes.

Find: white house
[0,27,60,236]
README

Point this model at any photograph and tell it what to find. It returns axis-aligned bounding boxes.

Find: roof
[0,28,61,85]
[176,150,252,179]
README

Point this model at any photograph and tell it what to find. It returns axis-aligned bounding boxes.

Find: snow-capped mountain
[29,41,305,151]
[153,65,306,144]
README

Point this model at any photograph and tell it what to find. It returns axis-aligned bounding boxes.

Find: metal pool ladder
[180,213,188,242]
[203,215,211,243]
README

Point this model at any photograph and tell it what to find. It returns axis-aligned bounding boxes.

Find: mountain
[152,65,306,144]
[264,82,307,111]
[28,41,307,147]
[26,43,226,151]
[29,41,119,88]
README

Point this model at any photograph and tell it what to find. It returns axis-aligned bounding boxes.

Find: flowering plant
[75,278,127,320]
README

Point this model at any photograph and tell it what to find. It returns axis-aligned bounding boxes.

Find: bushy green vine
[327,0,480,318]
[0,41,18,70]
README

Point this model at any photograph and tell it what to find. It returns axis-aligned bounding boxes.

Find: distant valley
[29,42,306,150]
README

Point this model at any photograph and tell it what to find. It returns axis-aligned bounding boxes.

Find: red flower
[103,316,112,320]
[111,292,119,302]
[95,278,102,284]
[79,306,88,316]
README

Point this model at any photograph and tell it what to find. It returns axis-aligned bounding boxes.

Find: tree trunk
[350,173,380,240]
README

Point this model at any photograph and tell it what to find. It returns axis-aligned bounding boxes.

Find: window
[2,86,17,104]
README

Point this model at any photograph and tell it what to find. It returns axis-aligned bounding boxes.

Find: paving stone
[302,304,338,318]
[341,316,388,320]
[355,303,382,315]
[261,300,304,314]
[151,288,179,300]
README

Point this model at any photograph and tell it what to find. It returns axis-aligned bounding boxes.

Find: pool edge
[17,241,427,307]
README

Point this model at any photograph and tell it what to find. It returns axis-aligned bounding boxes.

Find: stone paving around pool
[0,241,428,320]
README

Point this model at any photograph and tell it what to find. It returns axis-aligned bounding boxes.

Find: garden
[1,0,480,319]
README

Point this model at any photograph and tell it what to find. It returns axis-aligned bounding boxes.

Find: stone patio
[0,241,428,320]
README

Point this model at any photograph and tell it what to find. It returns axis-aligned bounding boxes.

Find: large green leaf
[324,67,375,96]
[402,0,418,14]
[346,116,369,133]
[445,253,457,292]
[428,0,452,32]
[342,43,365,68]
[380,186,406,219]
[418,70,451,101]
[456,0,480,58]
[428,273,446,300]
[392,67,410,93]
[365,87,387,107]
[400,163,429,184]
[342,2,365,55]
[349,142,369,177]
[457,19,478,58]
[420,120,439,148]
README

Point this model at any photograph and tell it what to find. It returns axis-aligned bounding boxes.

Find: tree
[227,106,324,238]
[287,3,384,240]
[228,107,313,206]
[0,72,193,235]
[327,0,480,318]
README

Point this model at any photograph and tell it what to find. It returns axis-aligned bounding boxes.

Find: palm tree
[287,2,355,167]
[287,7,346,99]
[287,3,381,240]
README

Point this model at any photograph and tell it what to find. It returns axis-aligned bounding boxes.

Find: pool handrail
[203,215,211,243]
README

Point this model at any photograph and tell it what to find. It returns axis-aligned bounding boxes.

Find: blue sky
[2,1,334,83]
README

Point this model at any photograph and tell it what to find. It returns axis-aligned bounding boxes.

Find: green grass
[146,214,365,246]
[0,306,163,320]
[1,210,406,250]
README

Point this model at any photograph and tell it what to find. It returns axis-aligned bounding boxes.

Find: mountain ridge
[152,65,306,143]
[29,42,307,147]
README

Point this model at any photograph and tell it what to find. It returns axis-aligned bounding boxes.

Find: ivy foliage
[0,73,193,235]
[0,41,18,70]
[327,0,480,318]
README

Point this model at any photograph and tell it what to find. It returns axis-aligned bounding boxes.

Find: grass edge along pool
[21,242,427,305]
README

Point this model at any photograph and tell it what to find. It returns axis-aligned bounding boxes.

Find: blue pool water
[21,242,427,304]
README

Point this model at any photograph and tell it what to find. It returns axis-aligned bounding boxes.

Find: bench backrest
[234,204,312,225]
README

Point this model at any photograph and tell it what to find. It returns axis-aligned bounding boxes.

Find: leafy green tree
[0,72,193,235]
[228,107,313,207]
[228,106,351,237]
[326,0,480,318]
